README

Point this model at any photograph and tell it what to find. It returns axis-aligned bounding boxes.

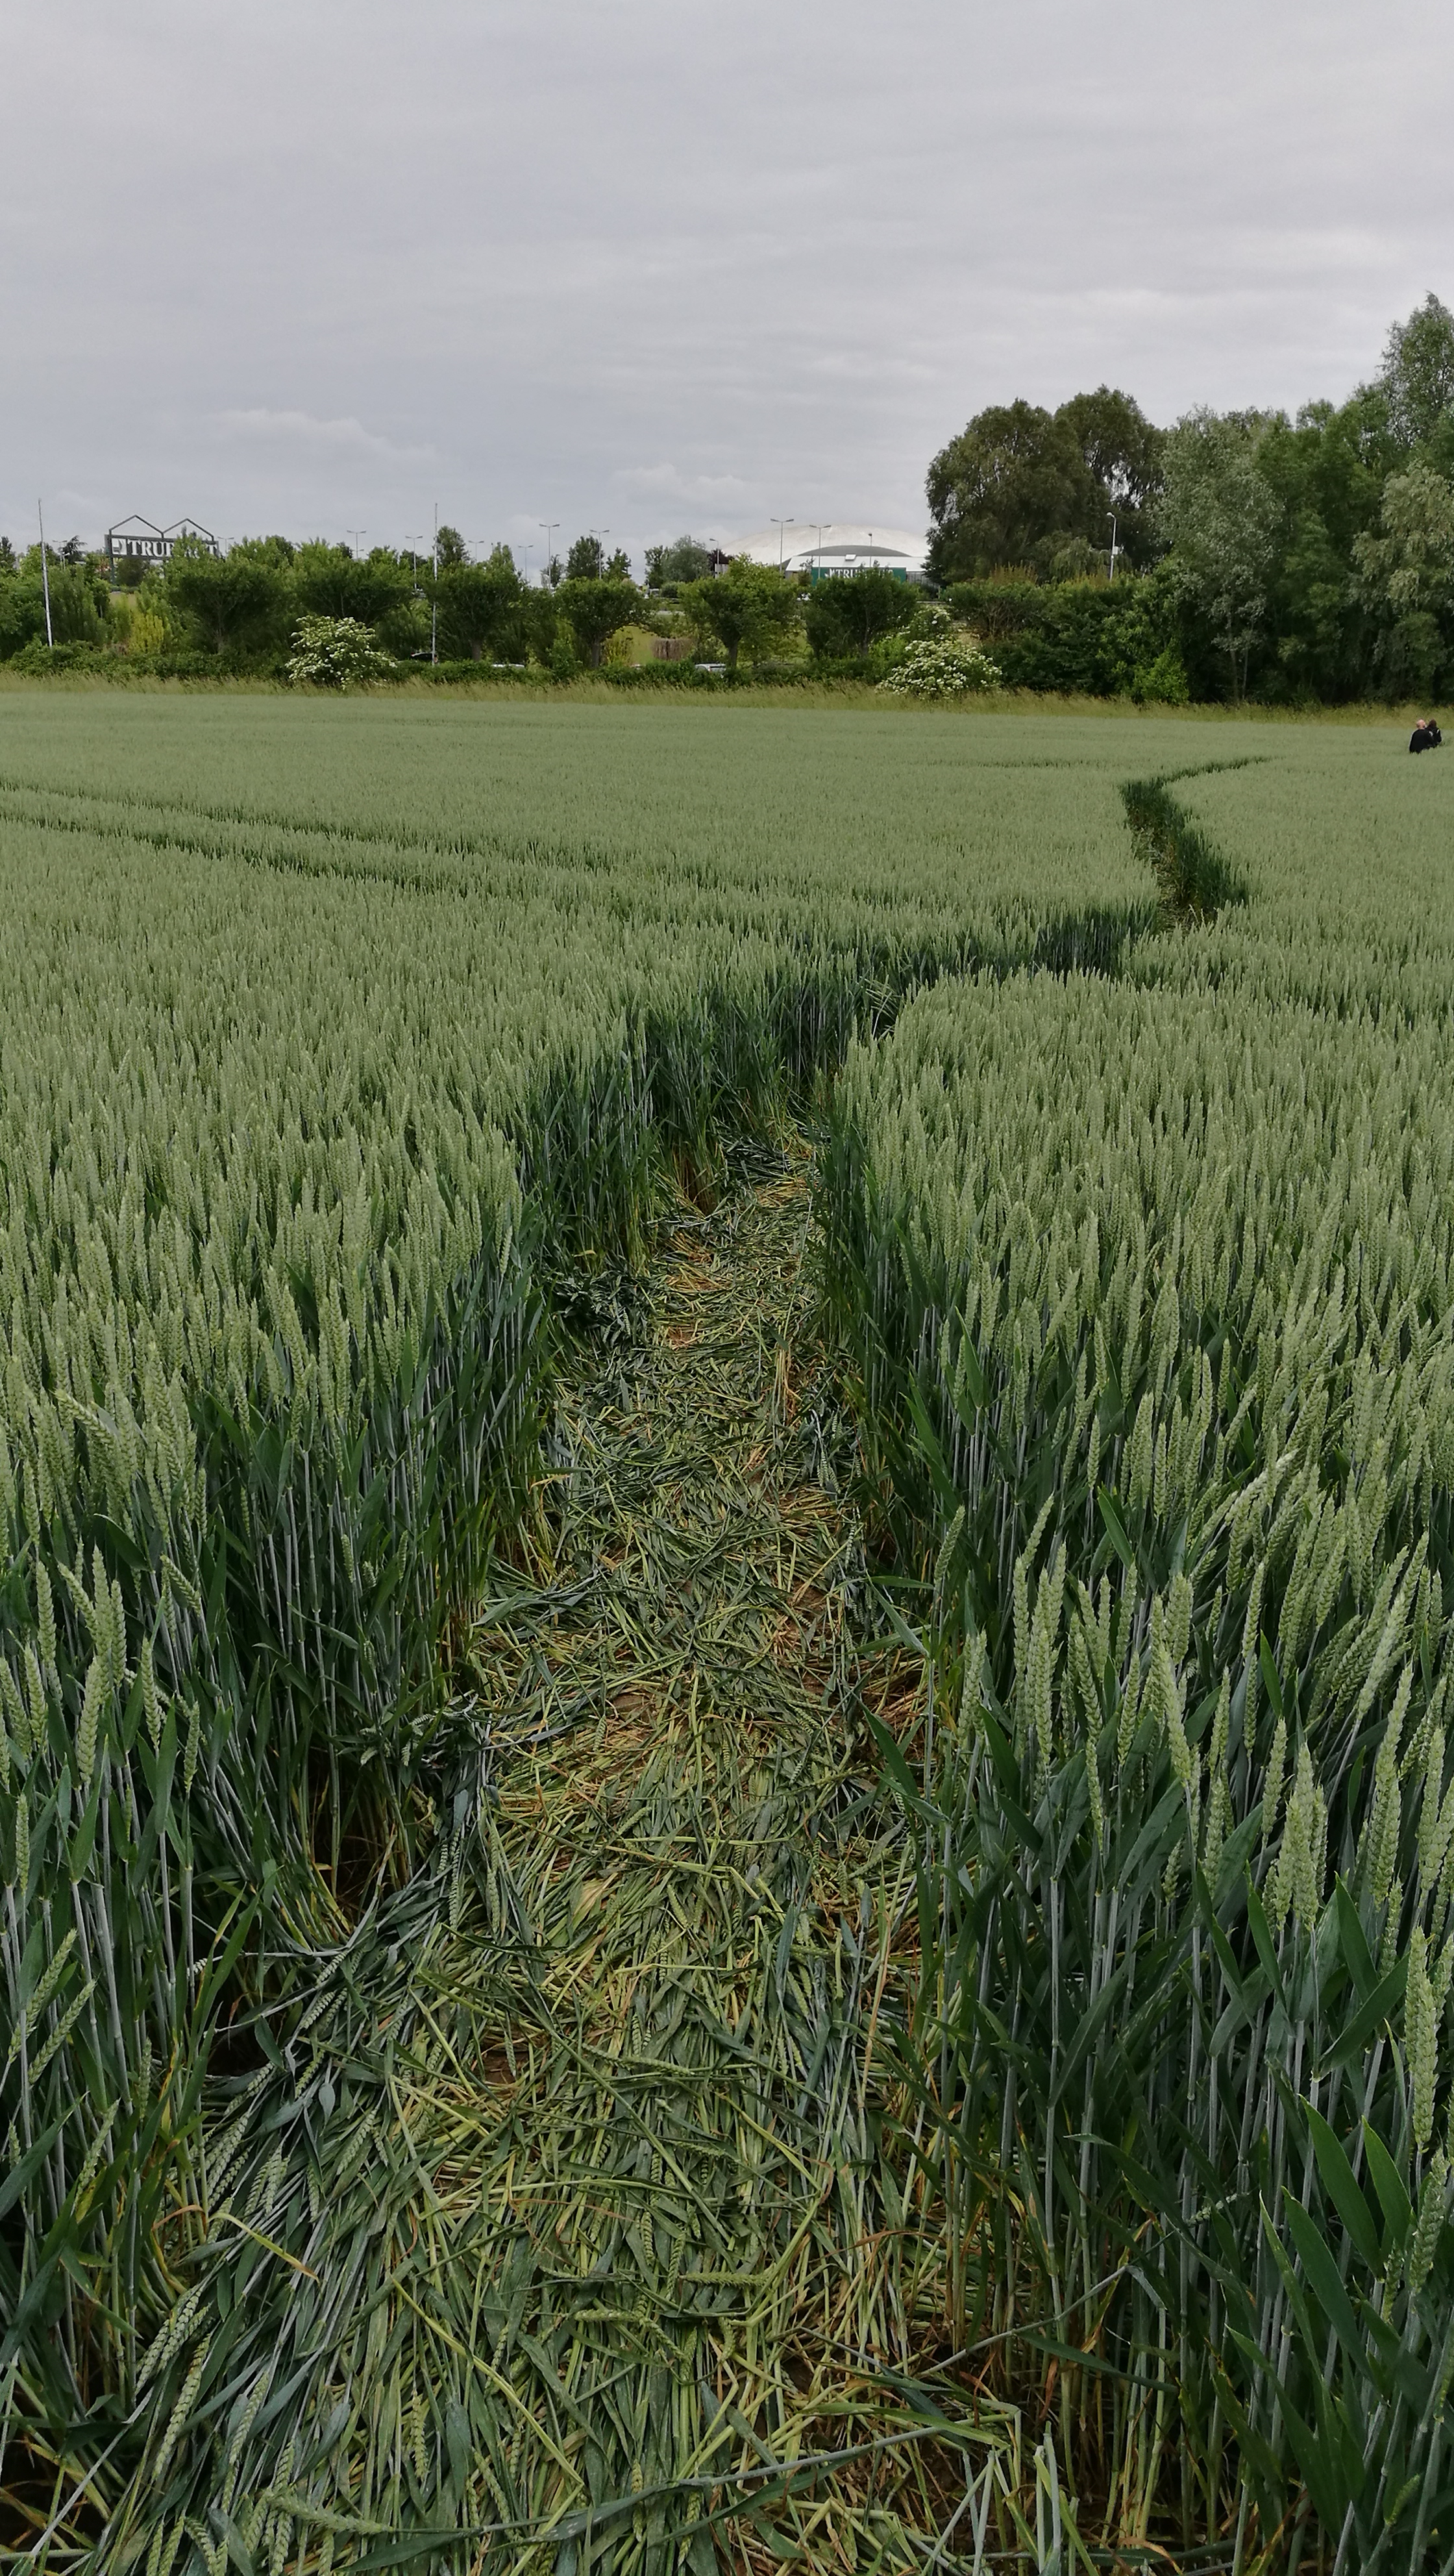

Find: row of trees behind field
[3,292,1452,701]
[924,292,1454,703]
[0,523,818,677]
[0,525,916,683]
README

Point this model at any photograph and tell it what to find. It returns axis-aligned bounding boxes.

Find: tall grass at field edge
[1,666,1449,724]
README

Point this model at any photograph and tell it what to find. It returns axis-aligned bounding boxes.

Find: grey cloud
[1,0,1449,564]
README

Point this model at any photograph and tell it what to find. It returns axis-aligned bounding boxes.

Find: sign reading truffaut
[105,517,220,562]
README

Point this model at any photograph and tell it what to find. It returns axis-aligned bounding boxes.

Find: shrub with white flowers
[879,634,1002,698]
[287,615,393,690]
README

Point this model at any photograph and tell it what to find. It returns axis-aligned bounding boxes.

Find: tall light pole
[770,517,795,569]
[37,499,53,648]
[431,504,438,664]
[590,528,610,576]
[811,522,832,583]
[406,533,428,660]
[539,522,559,588]
[345,528,366,558]
[1107,508,1120,584]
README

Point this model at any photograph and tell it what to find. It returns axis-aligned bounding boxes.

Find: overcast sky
[3,0,1449,569]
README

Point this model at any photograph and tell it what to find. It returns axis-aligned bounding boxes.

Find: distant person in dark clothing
[1410,715,1443,752]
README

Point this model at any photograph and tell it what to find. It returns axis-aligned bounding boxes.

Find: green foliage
[166,538,294,658]
[553,573,641,667]
[1157,408,1285,700]
[564,532,605,580]
[548,617,580,678]
[927,386,1164,580]
[1379,291,1454,449]
[6,638,118,676]
[286,613,394,687]
[679,560,801,669]
[922,301,1454,702]
[1353,460,1454,700]
[944,567,1187,700]
[45,558,110,646]
[292,539,413,632]
[645,534,715,588]
[431,545,525,662]
[802,568,915,662]
[561,534,630,584]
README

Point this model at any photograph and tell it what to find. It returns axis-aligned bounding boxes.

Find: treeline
[926,291,1454,703]
[5,291,1452,702]
[0,530,580,675]
[0,523,817,682]
[0,518,913,687]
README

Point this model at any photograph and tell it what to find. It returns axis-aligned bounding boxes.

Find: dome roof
[735,524,928,576]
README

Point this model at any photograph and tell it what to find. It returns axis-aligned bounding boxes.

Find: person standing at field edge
[1409,715,1443,751]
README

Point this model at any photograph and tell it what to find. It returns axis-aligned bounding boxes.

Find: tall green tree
[681,561,800,668]
[166,538,295,656]
[1055,386,1164,562]
[554,575,641,667]
[432,545,526,661]
[645,536,714,588]
[1352,459,1454,699]
[927,400,1094,578]
[0,551,51,658]
[926,388,1163,580]
[1254,399,1386,699]
[293,542,408,628]
[802,569,914,660]
[1157,409,1283,700]
[1377,292,1454,450]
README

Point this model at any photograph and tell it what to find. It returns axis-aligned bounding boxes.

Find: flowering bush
[286,615,393,689]
[879,634,1002,698]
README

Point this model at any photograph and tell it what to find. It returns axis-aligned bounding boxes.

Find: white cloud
[613,464,750,502]
[208,408,432,464]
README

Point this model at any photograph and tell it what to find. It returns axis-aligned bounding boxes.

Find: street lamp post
[539,523,560,589]
[770,517,795,569]
[590,528,609,576]
[345,528,367,558]
[37,499,53,648]
[1107,510,1120,584]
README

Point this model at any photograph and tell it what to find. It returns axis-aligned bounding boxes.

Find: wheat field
[1,693,1450,2570]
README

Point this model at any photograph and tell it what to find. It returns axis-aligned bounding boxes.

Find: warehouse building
[734,524,928,582]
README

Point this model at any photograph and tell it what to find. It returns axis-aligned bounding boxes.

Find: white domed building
[733,525,928,584]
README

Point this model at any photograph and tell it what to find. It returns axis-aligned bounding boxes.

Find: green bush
[6,639,117,676]
[944,572,1185,697]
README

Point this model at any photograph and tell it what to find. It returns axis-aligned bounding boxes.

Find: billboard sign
[105,515,219,564]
